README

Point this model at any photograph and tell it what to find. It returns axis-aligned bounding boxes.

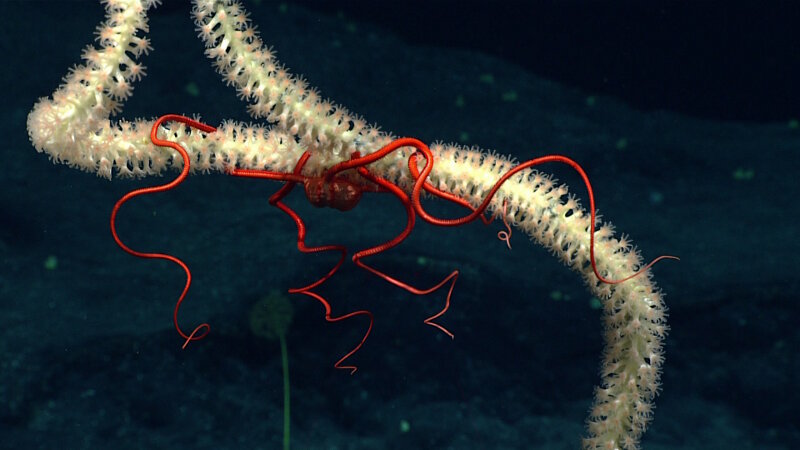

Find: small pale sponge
[250,290,294,341]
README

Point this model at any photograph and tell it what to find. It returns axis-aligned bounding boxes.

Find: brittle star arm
[230,153,348,292]
[349,166,459,339]
[231,156,375,374]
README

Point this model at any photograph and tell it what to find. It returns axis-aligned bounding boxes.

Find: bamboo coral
[26,1,671,448]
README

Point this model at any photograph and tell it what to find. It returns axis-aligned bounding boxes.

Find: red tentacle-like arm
[112,116,675,372]
[231,151,373,374]
[110,115,216,349]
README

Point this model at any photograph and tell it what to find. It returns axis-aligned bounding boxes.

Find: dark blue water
[2,1,797,449]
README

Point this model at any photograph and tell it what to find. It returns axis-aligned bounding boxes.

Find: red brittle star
[110,114,677,372]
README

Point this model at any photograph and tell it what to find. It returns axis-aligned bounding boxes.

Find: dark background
[2,1,799,449]
[286,0,800,123]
